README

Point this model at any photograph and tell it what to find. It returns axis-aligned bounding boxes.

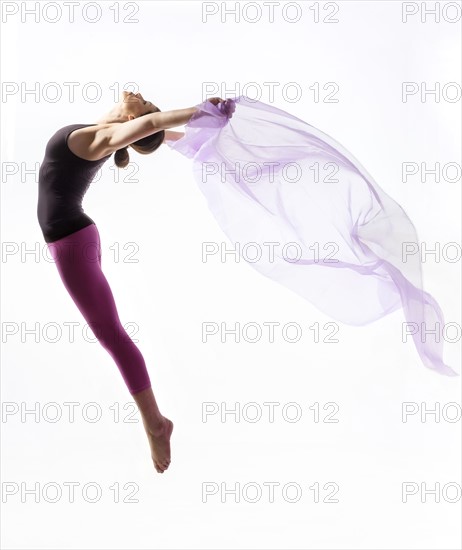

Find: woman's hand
[207,97,225,106]
[207,97,236,119]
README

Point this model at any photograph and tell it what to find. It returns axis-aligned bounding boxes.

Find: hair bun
[114,146,130,168]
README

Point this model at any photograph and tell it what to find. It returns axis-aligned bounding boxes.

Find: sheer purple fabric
[166,96,457,376]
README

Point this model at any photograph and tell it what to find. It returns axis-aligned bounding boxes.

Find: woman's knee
[92,321,133,350]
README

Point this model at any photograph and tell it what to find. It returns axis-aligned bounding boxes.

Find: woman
[37,91,227,474]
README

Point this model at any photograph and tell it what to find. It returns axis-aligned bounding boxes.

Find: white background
[1,1,461,549]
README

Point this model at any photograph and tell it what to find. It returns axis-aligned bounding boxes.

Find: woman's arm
[101,107,196,153]
[163,130,185,144]
[69,98,226,160]
[103,97,226,152]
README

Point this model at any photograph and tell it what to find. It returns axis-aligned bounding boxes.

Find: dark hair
[114,107,165,168]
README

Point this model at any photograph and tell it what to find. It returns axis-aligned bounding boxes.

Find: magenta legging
[47,223,152,394]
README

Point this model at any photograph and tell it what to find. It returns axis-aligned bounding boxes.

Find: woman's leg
[47,223,173,472]
[48,223,151,393]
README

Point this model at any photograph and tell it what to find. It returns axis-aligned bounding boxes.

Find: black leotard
[37,124,111,243]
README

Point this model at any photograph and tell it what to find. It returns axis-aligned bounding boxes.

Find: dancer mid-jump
[38,91,227,474]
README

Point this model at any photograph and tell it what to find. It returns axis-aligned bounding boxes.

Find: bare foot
[142,416,174,474]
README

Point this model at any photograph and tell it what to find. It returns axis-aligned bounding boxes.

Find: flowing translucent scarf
[166,96,457,376]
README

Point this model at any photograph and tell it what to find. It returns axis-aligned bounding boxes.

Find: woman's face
[120,90,157,119]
